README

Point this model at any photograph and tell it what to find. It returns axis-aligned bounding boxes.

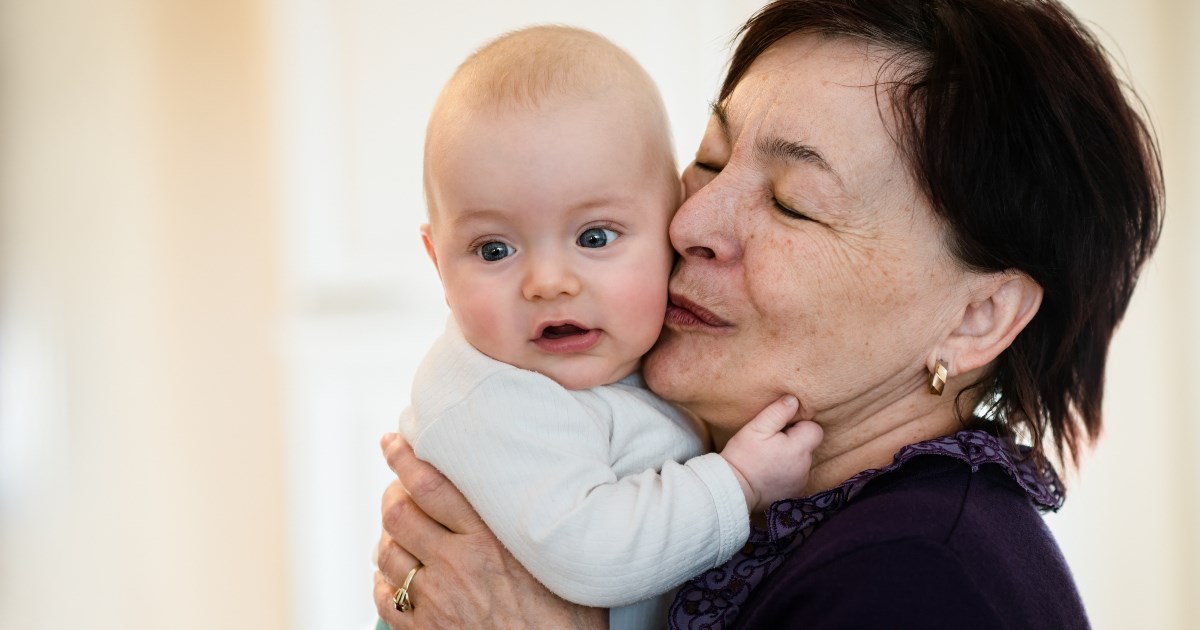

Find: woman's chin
[641,336,693,401]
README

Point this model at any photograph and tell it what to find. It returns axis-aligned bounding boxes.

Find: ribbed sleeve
[399,323,750,610]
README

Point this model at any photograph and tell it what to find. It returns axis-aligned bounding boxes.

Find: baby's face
[424,93,679,389]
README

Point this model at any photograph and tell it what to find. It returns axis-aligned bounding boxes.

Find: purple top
[668,428,1078,629]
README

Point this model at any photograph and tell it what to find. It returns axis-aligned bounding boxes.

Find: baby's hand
[721,395,823,513]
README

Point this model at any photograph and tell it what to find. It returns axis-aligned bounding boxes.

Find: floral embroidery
[668,429,1063,629]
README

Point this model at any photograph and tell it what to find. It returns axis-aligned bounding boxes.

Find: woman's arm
[373,434,606,630]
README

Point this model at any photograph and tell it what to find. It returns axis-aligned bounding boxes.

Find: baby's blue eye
[578,227,619,249]
[477,241,514,261]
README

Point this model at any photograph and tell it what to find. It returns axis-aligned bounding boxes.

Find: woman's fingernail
[382,432,399,447]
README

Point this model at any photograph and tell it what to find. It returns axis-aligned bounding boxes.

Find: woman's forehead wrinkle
[718,35,920,234]
[725,79,772,155]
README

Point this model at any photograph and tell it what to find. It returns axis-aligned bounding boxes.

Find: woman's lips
[665,294,734,331]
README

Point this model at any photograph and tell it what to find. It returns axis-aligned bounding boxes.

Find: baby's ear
[420,223,440,275]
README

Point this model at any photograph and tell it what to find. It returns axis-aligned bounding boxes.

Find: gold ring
[392,565,422,613]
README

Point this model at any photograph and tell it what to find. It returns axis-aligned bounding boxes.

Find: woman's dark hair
[722,0,1162,467]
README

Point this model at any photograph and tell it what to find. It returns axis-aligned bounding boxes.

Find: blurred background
[0,0,1195,628]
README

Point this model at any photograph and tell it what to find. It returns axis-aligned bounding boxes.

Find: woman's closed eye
[772,197,812,222]
[475,240,515,261]
[683,160,723,199]
[577,226,619,248]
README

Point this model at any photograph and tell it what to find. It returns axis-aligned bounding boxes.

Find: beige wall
[0,1,1195,629]
[0,1,290,628]
[1044,2,1199,628]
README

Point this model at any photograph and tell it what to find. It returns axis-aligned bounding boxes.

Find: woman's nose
[521,257,582,301]
[669,177,741,264]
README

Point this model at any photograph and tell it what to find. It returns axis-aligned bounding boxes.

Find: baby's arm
[409,374,749,609]
[720,395,824,513]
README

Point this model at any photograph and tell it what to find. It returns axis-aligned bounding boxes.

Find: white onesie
[399,321,749,629]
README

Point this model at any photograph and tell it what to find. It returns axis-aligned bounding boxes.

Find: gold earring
[929,359,948,396]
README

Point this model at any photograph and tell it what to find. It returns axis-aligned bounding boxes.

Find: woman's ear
[420,223,440,276]
[934,272,1043,377]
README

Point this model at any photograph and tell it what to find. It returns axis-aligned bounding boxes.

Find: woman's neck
[711,398,964,497]
[805,403,963,494]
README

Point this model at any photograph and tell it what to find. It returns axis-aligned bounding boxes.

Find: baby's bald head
[423,26,676,225]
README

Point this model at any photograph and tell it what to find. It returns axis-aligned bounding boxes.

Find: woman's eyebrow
[758,136,846,192]
[759,137,832,173]
[712,101,844,187]
[763,136,849,196]
[711,102,731,140]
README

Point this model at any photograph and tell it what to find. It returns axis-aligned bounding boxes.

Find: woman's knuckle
[380,479,402,509]
[407,465,446,499]
[377,542,398,575]
[382,493,414,533]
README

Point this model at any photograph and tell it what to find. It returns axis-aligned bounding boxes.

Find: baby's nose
[521,258,581,300]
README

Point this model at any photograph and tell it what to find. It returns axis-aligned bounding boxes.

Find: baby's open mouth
[533,323,601,353]
[541,324,588,339]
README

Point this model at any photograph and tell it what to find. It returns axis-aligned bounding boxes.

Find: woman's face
[644,34,974,432]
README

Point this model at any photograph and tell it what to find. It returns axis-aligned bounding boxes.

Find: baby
[401,25,821,629]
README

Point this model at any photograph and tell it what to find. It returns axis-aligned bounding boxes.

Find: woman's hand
[373,434,607,629]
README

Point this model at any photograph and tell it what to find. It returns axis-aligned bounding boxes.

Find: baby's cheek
[622,283,670,351]
[455,297,513,361]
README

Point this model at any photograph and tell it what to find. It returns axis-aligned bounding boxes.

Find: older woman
[374,0,1162,628]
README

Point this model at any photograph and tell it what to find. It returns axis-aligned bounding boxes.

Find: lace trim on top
[668,429,1064,630]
